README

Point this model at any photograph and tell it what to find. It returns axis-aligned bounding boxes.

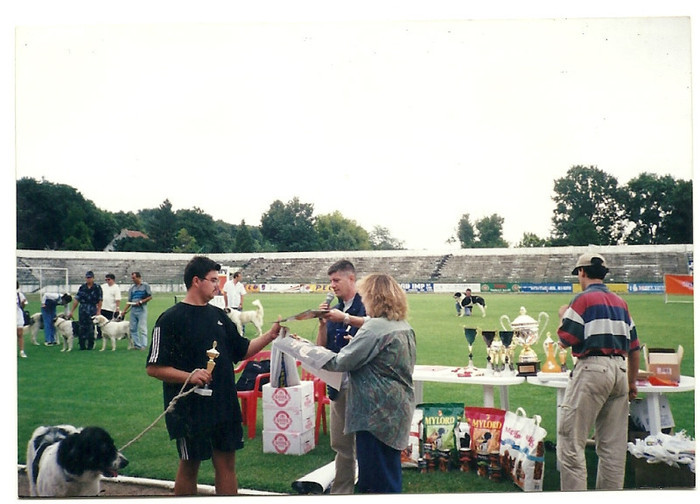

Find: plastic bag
[500,407,546,491]
[270,343,301,388]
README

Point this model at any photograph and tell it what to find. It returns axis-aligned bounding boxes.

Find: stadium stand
[16,245,692,293]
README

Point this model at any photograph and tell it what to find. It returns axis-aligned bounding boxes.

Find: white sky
[6,1,697,250]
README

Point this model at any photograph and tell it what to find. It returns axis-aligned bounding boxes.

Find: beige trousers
[329,387,356,494]
[558,356,629,491]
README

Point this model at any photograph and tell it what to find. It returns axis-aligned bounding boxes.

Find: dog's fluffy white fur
[26,424,128,497]
[92,314,133,351]
[53,314,76,352]
[454,292,487,317]
[22,312,43,345]
[226,299,264,336]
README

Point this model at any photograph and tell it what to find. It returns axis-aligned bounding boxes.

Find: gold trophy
[541,332,560,373]
[195,341,219,396]
[500,307,549,376]
[558,345,569,372]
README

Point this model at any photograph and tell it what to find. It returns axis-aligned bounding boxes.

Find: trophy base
[194,387,212,396]
[516,361,540,377]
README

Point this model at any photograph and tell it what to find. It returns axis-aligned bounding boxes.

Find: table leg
[414,380,424,404]
[483,385,495,408]
[555,388,565,471]
[645,393,662,435]
[499,385,509,410]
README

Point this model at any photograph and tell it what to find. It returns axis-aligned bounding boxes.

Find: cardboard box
[645,346,683,383]
[263,405,314,432]
[630,455,695,488]
[263,428,315,455]
[262,381,314,410]
[629,396,675,432]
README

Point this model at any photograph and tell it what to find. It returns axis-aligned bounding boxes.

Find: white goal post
[17,266,69,295]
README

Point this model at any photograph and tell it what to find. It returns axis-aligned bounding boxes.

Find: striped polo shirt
[558,283,640,358]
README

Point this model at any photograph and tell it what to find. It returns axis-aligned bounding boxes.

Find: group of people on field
[19,252,641,494]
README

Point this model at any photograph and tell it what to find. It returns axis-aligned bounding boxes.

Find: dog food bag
[419,403,463,469]
[401,408,423,469]
[454,422,473,472]
[463,406,506,479]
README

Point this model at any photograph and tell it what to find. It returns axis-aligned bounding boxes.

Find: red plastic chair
[234,350,271,440]
[301,369,331,444]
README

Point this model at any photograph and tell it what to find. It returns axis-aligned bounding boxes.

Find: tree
[260,197,318,251]
[369,225,405,250]
[315,211,371,251]
[516,232,550,248]
[622,173,676,244]
[234,220,256,252]
[172,228,199,253]
[660,179,693,244]
[144,200,178,252]
[474,214,509,248]
[455,214,476,248]
[551,166,624,246]
[176,207,219,252]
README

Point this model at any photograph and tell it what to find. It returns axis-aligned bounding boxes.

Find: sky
[6,1,697,251]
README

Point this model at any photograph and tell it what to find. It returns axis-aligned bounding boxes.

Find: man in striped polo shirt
[557,253,641,491]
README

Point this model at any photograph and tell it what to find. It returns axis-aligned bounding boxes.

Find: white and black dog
[225,299,264,336]
[22,312,43,346]
[454,290,487,317]
[92,314,133,351]
[26,424,128,497]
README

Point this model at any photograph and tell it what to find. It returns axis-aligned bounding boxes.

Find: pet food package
[500,407,546,491]
[464,406,506,480]
[454,422,473,471]
[401,408,423,468]
[419,403,463,471]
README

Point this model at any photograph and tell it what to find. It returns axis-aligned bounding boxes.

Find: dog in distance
[92,314,134,351]
[454,290,487,317]
[225,298,264,336]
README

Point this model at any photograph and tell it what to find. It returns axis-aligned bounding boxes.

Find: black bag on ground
[236,359,271,391]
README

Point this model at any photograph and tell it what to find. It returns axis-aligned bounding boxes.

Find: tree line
[16,165,691,253]
[453,166,692,248]
[16,178,404,253]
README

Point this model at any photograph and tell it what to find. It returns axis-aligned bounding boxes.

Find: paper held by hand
[273,333,342,390]
[277,309,330,322]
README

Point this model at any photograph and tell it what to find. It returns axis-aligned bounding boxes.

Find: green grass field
[16,292,695,494]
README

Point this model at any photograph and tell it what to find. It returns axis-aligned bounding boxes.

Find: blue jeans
[355,430,402,493]
[41,305,57,343]
[129,307,148,348]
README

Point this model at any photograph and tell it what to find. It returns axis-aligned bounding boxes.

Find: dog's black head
[56,427,128,478]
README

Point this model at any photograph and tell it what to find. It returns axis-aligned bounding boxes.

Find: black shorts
[176,421,244,461]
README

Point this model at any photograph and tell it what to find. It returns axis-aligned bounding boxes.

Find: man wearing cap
[122,272,153,350]
[556,253,641,491]
[69,271,103,350]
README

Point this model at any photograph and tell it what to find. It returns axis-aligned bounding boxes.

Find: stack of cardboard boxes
[262,381,316,455]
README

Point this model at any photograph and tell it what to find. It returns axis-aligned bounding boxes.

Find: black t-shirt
[146,302,250,439]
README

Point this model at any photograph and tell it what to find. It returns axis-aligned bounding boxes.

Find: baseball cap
[85,271,94,278]
[571,253,607,275]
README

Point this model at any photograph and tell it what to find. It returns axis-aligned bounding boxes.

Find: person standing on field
[317,259,366,494]
[557,253,641,491]
[122,272,152,350]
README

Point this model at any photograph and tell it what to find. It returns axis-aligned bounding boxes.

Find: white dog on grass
[225,299,264,336]
[92,314,133,351]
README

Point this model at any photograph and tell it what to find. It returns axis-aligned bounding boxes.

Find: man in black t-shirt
[146,256,281,496]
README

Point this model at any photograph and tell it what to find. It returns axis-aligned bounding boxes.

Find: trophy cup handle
[499,315,511,331]
[537,312,550,334]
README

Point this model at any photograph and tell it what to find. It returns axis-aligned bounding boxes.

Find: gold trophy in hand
[195,341,219,396]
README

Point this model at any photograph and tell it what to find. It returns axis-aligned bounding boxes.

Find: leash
[118,369,201,453]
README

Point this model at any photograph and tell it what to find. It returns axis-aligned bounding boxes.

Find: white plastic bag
[500,407,546,491]
[270,340,301,388]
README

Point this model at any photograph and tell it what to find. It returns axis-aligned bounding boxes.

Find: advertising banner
[628,283,665,293]
[519,283,573,293]
[664,274,693,296]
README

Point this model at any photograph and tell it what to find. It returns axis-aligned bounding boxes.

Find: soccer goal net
[17,266,69,296]
[664,274,694,304]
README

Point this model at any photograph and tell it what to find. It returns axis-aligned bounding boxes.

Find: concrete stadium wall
[16,244,693,294]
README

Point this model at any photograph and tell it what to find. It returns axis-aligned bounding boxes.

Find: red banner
[664,274,693,295]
